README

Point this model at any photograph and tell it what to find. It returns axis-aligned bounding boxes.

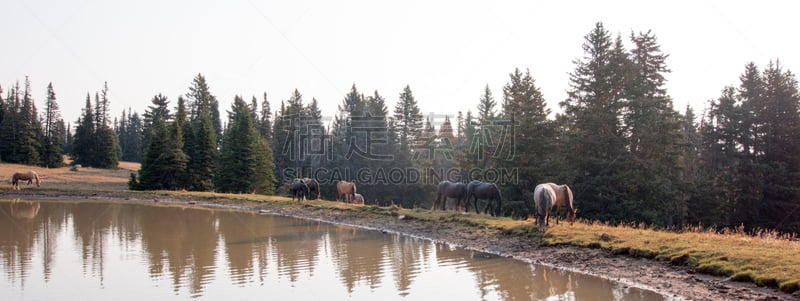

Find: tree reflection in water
[0,199,666,301]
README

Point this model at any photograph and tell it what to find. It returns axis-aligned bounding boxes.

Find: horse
[466,180,503,216]
[290,179,309,202]
[544,183,576,225]
[301,178,321,199]
[353,193,365,205]
[11,171,40,190]
[433,181,468,211]
[534,183,556,231]
[336,180,357,203]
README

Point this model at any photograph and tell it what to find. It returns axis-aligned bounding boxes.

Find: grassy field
[1,160,798,294]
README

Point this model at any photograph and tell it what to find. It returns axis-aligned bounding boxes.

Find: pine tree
[17,77,42,165]
[40,82,64,167]
[258,92,272,142]
[392,85,423,154]
[621,30,684,225]
[134,94,186,190]
[215,95,274,193]
[71,94,95,166]
[753,61,800,231]
[184,75,219,191]
[92,83,119,168]
[499,68,554,217]
[560,22,631,222]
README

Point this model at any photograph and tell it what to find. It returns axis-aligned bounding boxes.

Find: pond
[0,199,669,300]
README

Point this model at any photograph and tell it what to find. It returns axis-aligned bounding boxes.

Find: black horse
[466,180,502,216]
[302,178,321,199]
[290,179,309,202]
[434,181,468,211]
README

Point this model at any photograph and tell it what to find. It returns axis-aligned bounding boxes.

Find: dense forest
[2,23,798,232]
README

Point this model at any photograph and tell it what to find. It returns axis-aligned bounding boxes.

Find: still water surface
[0,199,668,300]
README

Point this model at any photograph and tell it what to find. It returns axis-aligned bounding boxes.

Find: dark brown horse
[534,183,556,231]
[11,171,40,190]
[466,180,502,216]
[433,181,467,211]
[544,183,576,225]
[301,178,321,199]
[290,179,308,202]
[336,180,357,203]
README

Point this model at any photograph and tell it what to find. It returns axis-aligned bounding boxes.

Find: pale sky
[2,0,797,128]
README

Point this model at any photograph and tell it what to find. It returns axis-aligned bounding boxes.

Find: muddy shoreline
[5,190,796,301]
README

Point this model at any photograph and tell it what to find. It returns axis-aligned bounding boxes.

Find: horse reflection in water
[10,199,41,219]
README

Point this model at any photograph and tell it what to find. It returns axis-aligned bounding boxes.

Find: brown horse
[11,171,40,190]
[534,183,556,231]
[301,178,321,199]
[544,183,576,225]
[336,180,357,203]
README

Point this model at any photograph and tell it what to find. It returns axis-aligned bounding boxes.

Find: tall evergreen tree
[753,61,800,231]
[392,85,423,154]
[41,82,64,167]
[215,95,275,193]
[560,22,631,222]
[92,83,119,168]
[621,30,685,225]
[184,75,219,191]
[17,77,42,165]
[71,94,95,166]
[500,68,554,217]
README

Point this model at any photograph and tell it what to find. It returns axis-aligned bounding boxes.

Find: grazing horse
[11,171,40,190]
[544,183,576,225]
[466,180,503,216]
[301,178,321,200]
[353,193,365,205]
[290,179,309,202]
[336,180,357,203]
[433,181,468,211]
[534,183,556,231]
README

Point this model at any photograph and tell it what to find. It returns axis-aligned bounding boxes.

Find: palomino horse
[290,179,308,202]
[353,193,365,205]
[336,180,357,203]
[301,178,321,199]
[11,171,40,190]
[534,183,556,231]
[544,183,576,225]
[466,180,503,216]
[433,181,467,211]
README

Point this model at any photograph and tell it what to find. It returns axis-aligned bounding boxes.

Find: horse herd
[289,178,366,204]
[288,177,576,231]
[8,170,574,231]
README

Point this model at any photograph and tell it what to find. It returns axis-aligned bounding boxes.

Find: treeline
[3,22,798,232]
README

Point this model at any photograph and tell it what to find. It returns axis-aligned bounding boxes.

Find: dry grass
[539,220,800,293]
[0,161,138,191]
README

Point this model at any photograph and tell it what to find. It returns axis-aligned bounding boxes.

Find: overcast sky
[2,0,797,127]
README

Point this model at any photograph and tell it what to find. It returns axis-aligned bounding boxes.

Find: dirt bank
[5,189,797,301]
